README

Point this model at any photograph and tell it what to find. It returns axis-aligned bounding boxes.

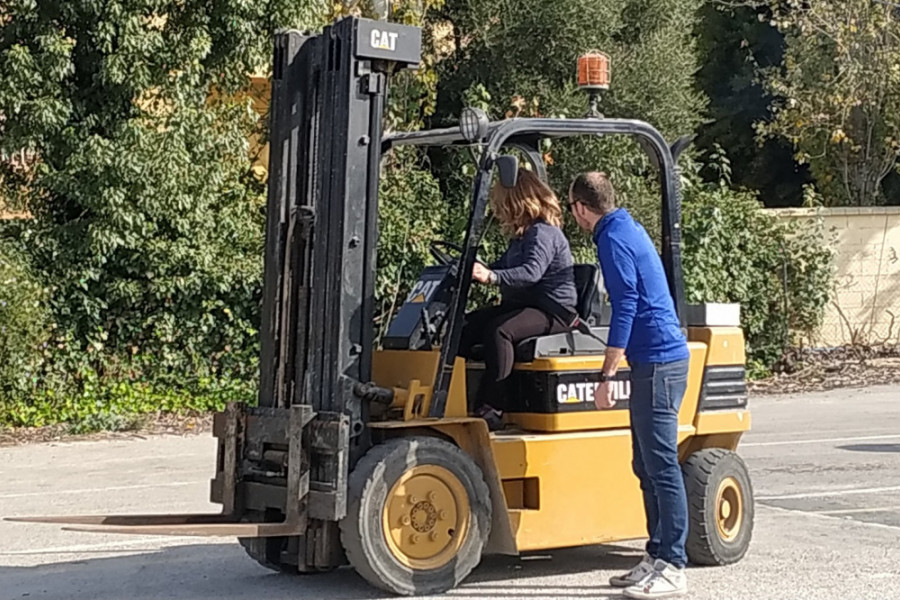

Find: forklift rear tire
[340,436,492,596]
[683,448,754,566]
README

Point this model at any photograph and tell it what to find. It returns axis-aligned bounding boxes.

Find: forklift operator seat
[510,263,607,362]
[572,262,603,326]
[464,263,607,364]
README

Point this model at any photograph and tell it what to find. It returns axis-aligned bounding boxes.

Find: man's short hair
[570,172,616,214]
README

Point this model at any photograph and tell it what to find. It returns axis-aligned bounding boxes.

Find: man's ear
[573,202,586,220]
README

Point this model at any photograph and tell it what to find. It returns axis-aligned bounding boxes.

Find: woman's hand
[472,262,495,284]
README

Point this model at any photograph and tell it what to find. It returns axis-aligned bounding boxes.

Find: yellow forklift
[8,16,754,596]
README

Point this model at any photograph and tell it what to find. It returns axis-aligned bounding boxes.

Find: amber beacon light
[577,51,610,90]
[577,51,610,118]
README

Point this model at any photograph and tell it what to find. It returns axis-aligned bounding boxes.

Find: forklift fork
[5,402,316,539]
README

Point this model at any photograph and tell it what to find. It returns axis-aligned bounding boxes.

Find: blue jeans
[629,359,690,568]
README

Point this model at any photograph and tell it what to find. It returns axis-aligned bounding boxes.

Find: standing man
[568,172,691,599]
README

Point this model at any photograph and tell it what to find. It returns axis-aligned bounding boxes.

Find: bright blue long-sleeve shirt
[594,208,689,364]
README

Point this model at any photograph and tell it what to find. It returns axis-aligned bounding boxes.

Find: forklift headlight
[459,107,489,143]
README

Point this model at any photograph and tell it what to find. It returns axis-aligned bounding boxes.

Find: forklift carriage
[8,16,754,597]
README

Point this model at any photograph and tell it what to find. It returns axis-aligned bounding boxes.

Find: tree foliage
[433,0,706,163]
[0,0,837,427]
[424,0,832,367]
[426,0,709,268]
[0,0,327,426]
[693,2,813,207]
[755,0,900,205]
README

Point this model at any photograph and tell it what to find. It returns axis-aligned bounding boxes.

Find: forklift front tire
[238,510,337,574]
[340,435,492,596]
[239,534,299,574]
[683,448,754,566]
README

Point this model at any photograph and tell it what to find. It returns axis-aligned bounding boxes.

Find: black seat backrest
[573,263,605,325]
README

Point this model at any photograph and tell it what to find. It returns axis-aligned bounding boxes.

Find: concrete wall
[771,207,900,347]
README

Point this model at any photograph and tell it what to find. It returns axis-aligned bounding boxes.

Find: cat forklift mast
[8,16,755,596]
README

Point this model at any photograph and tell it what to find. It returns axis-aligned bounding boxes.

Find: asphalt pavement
[1,384,899,600]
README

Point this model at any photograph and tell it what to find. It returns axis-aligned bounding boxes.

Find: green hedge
[0,236,50,403]
[680,157,833,375]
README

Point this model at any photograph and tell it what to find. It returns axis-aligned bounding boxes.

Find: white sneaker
[623,559,687,599]
[608,553,655,588]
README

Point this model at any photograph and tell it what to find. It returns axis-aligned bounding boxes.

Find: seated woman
[459,169,578,430]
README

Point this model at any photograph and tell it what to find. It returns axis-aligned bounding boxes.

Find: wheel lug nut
[401,515,411,526]
[409,495,419,504]
[429,531,438,541]
[411,534,420,544]
[439,510,448,520]
[427,491,437,502]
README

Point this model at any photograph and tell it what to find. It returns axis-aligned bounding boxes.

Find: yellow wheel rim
[382,465,470,570]
[715,476,743,542]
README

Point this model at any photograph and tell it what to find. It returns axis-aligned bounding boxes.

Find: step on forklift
[8,16,754,596]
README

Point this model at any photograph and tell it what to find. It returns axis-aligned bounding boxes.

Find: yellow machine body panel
[369,327,751,554]
[689,326,745,365]
[372,349,469,419]
[490,428,647,550]
[504,342,708,433]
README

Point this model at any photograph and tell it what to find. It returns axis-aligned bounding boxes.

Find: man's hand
[472,262,494,284]
[596,346,625,410]
[594,381,616,410]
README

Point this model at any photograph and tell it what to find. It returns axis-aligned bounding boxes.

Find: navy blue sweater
[594,208,689,364]
[491,220,578,312]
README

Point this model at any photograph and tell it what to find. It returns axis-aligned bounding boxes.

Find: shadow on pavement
[837,443,900,454]
[0,542,642,600]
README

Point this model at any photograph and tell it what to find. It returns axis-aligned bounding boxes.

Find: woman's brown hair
[489,168,563,237]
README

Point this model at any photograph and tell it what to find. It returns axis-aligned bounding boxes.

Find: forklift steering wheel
[428,240,485,266]
[429,241,464,266]
[429,240,487,269]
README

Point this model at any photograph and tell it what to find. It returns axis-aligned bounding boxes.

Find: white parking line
[0,452,211,472]
[743,433,900,448]
[762,504,900,532]
[0,480,198,499]
[0,536,189,555]
[816,505,900,515]
[757,485,900,501]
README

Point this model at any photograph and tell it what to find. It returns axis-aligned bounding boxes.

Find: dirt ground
[749,344,900,395]
[0,411,214,448]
